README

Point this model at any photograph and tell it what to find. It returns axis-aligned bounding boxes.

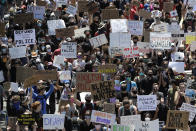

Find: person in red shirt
[129,2,144,20]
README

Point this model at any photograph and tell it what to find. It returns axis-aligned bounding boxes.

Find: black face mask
[85,99,91,103]
[132,90,137,94]
[121,86,127,91]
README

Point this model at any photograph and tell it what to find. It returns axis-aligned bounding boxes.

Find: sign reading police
[14,29,36,45]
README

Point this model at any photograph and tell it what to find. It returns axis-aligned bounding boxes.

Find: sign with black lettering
[61,42,77,58]
[14,29,36,45]
[17,114,35,125]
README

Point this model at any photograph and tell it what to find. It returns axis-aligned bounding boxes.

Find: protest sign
[58,70,71,80]
[98,64,117,74]
[112,124,134,131]
[47,19,66,36]
[74,26,90,38]
[53,55,65,68]
[185,33,196,44]
[163,2,174,12]
[80,92,91,102]
[55,26,75,38]
[171,31,185,42]
[168,62,184,73]
[61,42,77,58]
[43,114,65,129]
[16,66,34,82]
[91,110,116,125]
[18,114,35,125]
[0,22,5,36]
[91,81,115,101]
[66,5,77,15]
[104,103,115,114]
[137,119,159,131]
[168,22,181,33]
[180,103,196,122]
[190,41,196,51]
[174,52,184,61]
[10,82,19,92]
[128,21,143,36]
[9,46,26,59]
[120,115,141,130]
[137,42,150,54]
[89,34,108,48]
[109,47,123,58]
[14,29,36,45]
[78,1,88,12]
[139,9,151,19]
[56,0,68,7]
[123,47,139,58]
[154,23,168,32]
[86,1,99,14]
[137,95,157,111]
[166,110,189,130]
[110,32,131,47]
[150,32,172,49]
[101,9,119,20]
[27,6,45,20]
[14,13,34,24]
[110,19,128,33]
[36,0,47,6]
[76,72,102,92]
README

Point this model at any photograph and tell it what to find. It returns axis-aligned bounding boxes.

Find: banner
[61,42,77,58]
[120,115,141,130]
[66,5,77,15]
[43,114,65,129]
[123,47,139,58]
[9,46,26,59]
[137,95,157,111]
[91,81,115,101]
[101,9,119,20]
[168,62,184,73]
[89,34,108,48]
[98,64,117,74]
[166,110,189,130]
[14,29,36,45]
[154,23,168,32]
[150,32,172,49]
[27,6,45,20]
[76,72,102,92]
[56,26,75,38]
[91,110,116,125]
[47,19,66,36]
[110,32,131,47]
[104,103,115,114]
[109,47,123,58]
[58,70,71,81]
[74,26,90,38]
[180,103,196,122]
[111,124,134,131]
[14,13,34,24]
[110,19,128,33]
[128,21,143,36]
[18,114,35,125]
[137,42,150,55]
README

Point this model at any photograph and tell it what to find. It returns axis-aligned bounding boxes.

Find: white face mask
[145,117,150,121]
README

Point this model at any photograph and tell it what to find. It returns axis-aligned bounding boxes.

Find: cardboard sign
[150,32,172,49]
[91,110,116,125]
[190,41,196,51]
[66,5,77,15]
[3,82,11,91]
[139,9,152,19]
[61,42,77,58]
[174,52,184,61]
[137,119,159,131]
[166,110,189,130]
[56,0,68,7]
[74,26,90,38]
[0,22,5,36]
[78,1,88,12]
[154,23,169,32]
[16,66,34,82]
[36,0,47,6]
[110,32,131,47]
[9,46,26,59]
[14,29,36,45]
[43,114,65,129]
[128,21,143,36]
[76,72,102,92]
[27,6,45,20]
[14,13,34,24]
[18,114,35,125]
[109,47,123,58]
[86,1,99,14]
[104,103,115,114]
[112,124,134,131]
[110,19,128,33]
[91,81,115,101]
[137,42,150,54]
[56,27,75,38]
[137,95,157,111]
[89,34,108,48]
[168,62,184,73]
[101,9,119,20]
[120,115,141,130]
[53,55,65,68]
[163,2,174,12]
[98,64,117,74]
[47,19,66,36]
[180,103,196,122]
[123,47,139,58]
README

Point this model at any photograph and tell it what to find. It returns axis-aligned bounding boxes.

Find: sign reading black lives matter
[14,29,36,45]
[61,42,77,58]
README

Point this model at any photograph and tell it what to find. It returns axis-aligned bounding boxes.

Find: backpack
[119,105,135,116]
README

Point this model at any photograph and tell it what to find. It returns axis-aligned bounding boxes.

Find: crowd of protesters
[0,0,196,131]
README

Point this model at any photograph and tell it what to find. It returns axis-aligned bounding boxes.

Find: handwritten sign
[55,26,75,38]
[98,64,117,74]
[180,103,196,122]
[112,124,134,131]
[27,6,45,20]
[74,26,90,38]
[89,34,108,48]
[47,19,66,36]
[154,23,168,32]
[91,110,116,125]
[53,55,64,68]
[9,46,26,59]
[66,5,77,15]
[137,95,157,111]
[14,29,36,45]
[58,70,71,80]
[43,114,65,129]
[91,81,115,101]
[110,32,131,47]
[101,9,119,20]
[61,42,77,58]
[185,33,196,44]
[123,47,139,58]
[56,0,68,7]
[110,19,128,33]
[137,42,150,54]
[18,114,35,125]
[137,119,159,131]
[166,110,189,130]
[10,82,19,92]
[120,115,141,130]
[128,21,143,36]
[104,103,115,114]
[14,13,34,24]
[109,47,123,58]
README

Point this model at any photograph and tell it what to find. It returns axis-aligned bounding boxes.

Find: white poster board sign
[128,21,143,36]
[150,32,172,49]
[27,6,45,20]
[168,62,184,73]
[120,115,141,130]
[66,5,77,15]
[110,32,131,47]
[58,70,71,80]
[154,23,168,32]
[91,110,116,125]
[137,42,150,54]
[174,52,184,61]
[123,47,139,58]
[53,55,65,68]
[9,46,26,59]
[137,95,157,111]
[74,26,90,38]
[110,19,128,33]
[61,42,77,58]
[10,82,19,92]
[180,103,196,122]
[43,114,65,129]
[14,29,36,45]
[137,119,159,131]
[89,34,108,48]
[47,19,66,36]
[109,47,123,58]
[56,0,68,7]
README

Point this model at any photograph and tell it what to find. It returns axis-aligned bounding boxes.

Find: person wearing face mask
[90,16,100,37]
[35,58,45,70]
[116,83,132,102]
[150,83,164,101]
[79,110,94,131]
[73,52,86,72]
[39,43,46,52]
[43,45,52,63]
[118,99,137,117]
[130,86,138,106]
[131,36,139,47]
[90,123,109,131]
